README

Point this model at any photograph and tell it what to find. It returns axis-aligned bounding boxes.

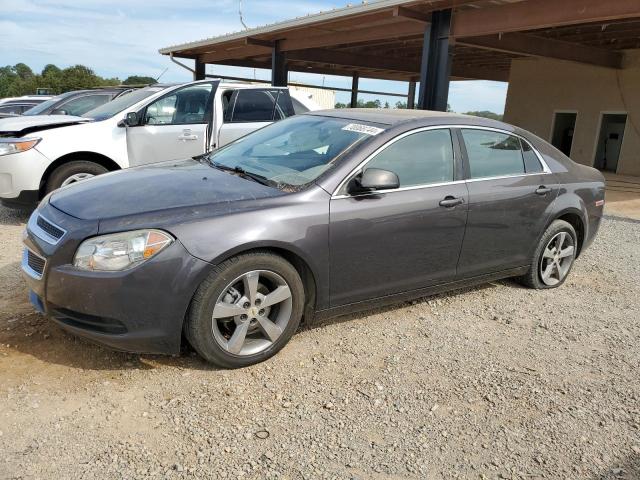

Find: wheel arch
[39,152,121,199]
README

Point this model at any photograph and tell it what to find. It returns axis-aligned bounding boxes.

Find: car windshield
[207,115,384,189]
[22,92,76,115]
[81,86,165,121]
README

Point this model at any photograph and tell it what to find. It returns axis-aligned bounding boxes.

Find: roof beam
[279,20,426,51]
[245,37,274,48]
[286,48,419,73]
[392,6,431,23]
[199,44,271,62]
[284,48,509,81]
[459,32,624,69]
[452,0,640,38]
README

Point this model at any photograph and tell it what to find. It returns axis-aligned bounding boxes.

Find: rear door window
[274,91,295,120]
[461,129,525,179]
[230,89,277,122]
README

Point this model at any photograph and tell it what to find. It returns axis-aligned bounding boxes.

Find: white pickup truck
[0,80,320,208]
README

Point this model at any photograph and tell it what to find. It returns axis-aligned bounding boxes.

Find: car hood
[49,158,285,221]
[0,114,89,136]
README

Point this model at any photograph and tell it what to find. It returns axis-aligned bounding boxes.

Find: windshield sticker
[342,123,385,136]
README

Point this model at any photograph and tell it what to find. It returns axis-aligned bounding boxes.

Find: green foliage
[0,63,149,98]
[123,75,157,85]
[463,110,503,121]
[334,99,383,109]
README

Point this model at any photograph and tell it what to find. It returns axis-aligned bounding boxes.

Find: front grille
[27,249,46,276]
[36,215,65,240]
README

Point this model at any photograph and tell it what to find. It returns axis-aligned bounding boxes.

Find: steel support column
[271,41,288,86]
[350,73,359,108]
[417,9,452,111]
[194,59,206,81]
[407,81,416,109]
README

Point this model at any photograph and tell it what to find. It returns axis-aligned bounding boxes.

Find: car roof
[306,108,511,129]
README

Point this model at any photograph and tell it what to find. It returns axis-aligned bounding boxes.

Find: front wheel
[45,161,108,194]
[518,219,577,289]
[185,252,305,368]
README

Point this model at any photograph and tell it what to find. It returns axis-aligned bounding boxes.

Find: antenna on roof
[156,67,168,82]
[239,0,249,30]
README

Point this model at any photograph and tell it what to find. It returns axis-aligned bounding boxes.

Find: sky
[0,0,508,113]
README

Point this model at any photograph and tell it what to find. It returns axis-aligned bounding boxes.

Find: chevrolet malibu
[22,110,605,368]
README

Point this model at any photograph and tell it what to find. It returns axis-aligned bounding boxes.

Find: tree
[42,64,61,77]
[0,63,122,98]
[123,75,157,85]
[14,63,34,80]
[463,110,503,121]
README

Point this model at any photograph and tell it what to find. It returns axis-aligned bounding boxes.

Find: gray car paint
[23,110,605,354]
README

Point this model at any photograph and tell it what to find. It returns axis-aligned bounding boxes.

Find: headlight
[0,138,40,156]
[73,230,173,271]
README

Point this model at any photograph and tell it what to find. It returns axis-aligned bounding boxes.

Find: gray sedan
[22,109,605,368]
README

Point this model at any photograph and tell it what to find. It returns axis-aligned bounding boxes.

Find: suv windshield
[23,92,76,115]
[82,86,165,121]
[207,115,384,189]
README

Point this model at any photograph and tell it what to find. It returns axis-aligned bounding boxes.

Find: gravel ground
[0,205,639,480]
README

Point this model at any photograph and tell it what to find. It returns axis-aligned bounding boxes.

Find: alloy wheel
[211,270,293,356]
[539,231,575,286]
[61,172,95,187]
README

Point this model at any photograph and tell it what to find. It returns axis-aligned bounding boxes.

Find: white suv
[0,80,319,208]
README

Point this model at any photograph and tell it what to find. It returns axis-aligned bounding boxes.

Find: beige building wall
[289,86,336,110]
[503,50,640,176]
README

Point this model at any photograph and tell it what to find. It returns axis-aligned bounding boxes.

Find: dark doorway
[551,112,577,157]
[594,113,627,173]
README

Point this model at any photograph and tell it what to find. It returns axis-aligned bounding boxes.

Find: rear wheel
[185,252,305,368]
[45,161,108,194]
[518,219,577,289]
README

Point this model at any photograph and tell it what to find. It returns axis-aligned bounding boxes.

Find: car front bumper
[22,201,212,355]
[0,148,50,201]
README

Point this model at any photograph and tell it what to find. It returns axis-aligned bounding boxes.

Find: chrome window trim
[332,126,457,199]
[460,126,552,179]
[27,213,67,245]
[332,180,467,199]
[331,124,552,199]
[22,248,45,280]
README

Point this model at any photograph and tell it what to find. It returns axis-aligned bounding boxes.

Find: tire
[185,252,305,368]
[518,219,578,289]
[45,161,108,194]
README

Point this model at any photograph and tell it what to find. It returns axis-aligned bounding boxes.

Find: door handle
[178,129,198,141]
[178,134,198,141]
[439,196,464,208]
[535,185,552,195]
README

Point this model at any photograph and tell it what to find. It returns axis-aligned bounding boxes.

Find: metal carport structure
[159,0,640,111]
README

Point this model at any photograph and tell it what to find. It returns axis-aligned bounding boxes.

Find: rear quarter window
[521,139,544,173]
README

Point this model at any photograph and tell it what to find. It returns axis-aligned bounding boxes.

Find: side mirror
[119,111,140,127]
[357,168,400,191]
[51,109,67,115]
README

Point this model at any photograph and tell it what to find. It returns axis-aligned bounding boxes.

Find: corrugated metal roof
[158,0,423,54]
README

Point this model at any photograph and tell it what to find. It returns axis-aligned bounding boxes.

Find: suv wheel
[46,161,108,193]
[185,252,305,368]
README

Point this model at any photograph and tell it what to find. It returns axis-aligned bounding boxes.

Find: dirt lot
[0,205,639,480]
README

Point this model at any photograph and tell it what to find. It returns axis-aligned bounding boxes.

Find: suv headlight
[74,230,173,271]
[0,138,41,156]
